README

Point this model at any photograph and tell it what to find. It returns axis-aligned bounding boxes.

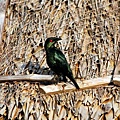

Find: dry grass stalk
[0,0,119,79]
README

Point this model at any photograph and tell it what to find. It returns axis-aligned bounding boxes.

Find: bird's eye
[50,40,53,42]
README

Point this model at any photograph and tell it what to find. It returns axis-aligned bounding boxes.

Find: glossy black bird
[44,37,80,89]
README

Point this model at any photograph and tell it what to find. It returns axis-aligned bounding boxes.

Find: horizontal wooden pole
[41,75,120,93]
[0,74,120,93]
[0,74,53,82]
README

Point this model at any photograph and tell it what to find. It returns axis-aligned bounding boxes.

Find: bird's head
[44,37,62,50]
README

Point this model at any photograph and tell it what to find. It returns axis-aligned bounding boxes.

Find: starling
[44,37,79,89]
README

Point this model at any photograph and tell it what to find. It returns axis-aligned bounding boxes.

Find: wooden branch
[41,75,120,94]
[0,74,120,93]
[0,74,53,82]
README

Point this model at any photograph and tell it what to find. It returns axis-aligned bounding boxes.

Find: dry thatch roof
[0,0,120,119]
[0,81,120,119]
[0,0,119,78]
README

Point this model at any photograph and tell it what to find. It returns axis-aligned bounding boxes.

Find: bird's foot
[51,75,59,84]
[58,76,67,82]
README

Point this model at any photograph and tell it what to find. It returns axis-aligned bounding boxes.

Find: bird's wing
[55,51,67,63]
[54,49,68,64]
[54,49,71,73]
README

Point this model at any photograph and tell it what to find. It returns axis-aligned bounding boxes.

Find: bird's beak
[55,37,62,42]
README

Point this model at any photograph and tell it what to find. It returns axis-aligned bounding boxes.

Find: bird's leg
[51,74,59,84]
[51,75,67,84]
[57,75,68,82]
[62,76,67,82]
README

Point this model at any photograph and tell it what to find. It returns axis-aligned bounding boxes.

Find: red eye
[50,40,53,42]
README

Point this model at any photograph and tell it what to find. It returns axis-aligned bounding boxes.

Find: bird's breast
[46,51,56,65]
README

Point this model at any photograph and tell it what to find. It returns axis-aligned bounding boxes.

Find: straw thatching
[0,0,120,119]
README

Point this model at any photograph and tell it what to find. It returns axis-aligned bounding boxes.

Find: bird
[44,37,80,89]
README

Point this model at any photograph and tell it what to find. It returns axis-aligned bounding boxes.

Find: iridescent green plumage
[44,37,79,89]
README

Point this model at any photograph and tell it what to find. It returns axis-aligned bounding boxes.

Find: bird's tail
[70,76,80,89]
